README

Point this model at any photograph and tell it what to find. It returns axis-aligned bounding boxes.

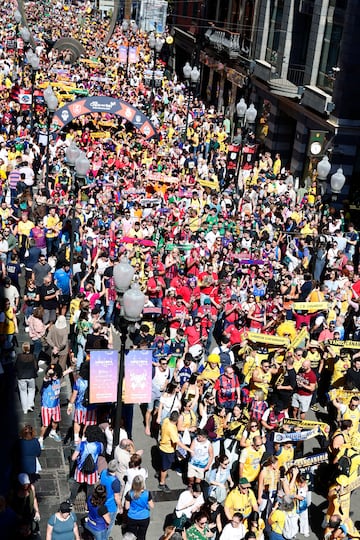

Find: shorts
[187,463,206,480]
[59,294,70,306]
[41,405,61,426]
[159,449,175,472]
[74,408,97,426]
[291,393,312,413]
[147,393,160,411]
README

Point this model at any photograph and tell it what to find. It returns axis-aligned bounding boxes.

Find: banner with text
[124,349,152,404]
[89,349,118,404]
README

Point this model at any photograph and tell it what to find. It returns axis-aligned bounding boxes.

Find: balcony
[204,27,248,60]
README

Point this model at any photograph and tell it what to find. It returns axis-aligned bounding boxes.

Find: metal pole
[69,168,76,273]
[45,111,51,185]
[30,68,36,132]
[125,34,130,79]
[183,83,191,142]
[152,49,156,89]
[113,322,127,451]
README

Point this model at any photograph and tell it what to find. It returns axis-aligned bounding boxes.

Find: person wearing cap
[224,477,258,520]
[46,501,80,540]
[10,473,40,534]
[99,460,122,538]
[197,353,222,388]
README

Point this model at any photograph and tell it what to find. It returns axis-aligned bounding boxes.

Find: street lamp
[26,50,40,132]
[112,261,145,449]
[316,155,331,196]
[149,33,164,89]
[182,62,200,141]
[330,168,346,194]
[121,20,138,79]
[43,86,58,185]
[65,143,90,270]
[236,98,247,127]
[245,103,257,130]
[14,10,22,75]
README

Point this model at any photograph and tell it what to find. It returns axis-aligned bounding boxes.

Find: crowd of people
[0,0,360,539]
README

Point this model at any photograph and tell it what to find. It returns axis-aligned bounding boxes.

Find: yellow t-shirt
[276,445,295,469]
[224,487,257,518]
[270,509,286,533]
[45,215,60,238]
[239,446,263,482]
[159,418,179,454]
[17,220,34,237]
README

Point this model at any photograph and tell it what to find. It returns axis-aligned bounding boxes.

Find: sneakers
[38,438,44,450]
[25,327,29,333]
[38,360,47,366]
[311,404,320,412]
[49,431,62,443]
[158,484,171,493]
[37,368,44,373]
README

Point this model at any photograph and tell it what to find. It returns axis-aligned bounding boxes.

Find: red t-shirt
[296,369,317,396]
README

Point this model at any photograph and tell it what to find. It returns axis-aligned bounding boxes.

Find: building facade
[172,0,360,191]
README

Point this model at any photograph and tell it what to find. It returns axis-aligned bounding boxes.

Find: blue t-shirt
[41,379,60,408]
[100,469,121,513]
[54,268,72,295]
[125,490,152,520]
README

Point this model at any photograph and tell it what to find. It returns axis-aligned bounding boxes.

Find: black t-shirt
[346,368,360,390]
[38,283,59,309]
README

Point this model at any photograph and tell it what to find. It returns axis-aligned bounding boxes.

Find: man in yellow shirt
[44,206,61,256]
[17,211,34,263]
[224,477,259,520]
[332,395,360,434]
[158,411,192,493]
[239,436,264,482]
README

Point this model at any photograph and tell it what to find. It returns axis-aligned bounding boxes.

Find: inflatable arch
[52,96,158,140]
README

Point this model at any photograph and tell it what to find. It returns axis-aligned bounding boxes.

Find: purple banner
[124,349,153,404]
[89,349,118,404]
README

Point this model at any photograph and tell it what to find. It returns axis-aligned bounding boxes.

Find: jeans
[105,300,115,325]
[84,521,107,540]
[106,511,117,539]
[18,378,36,412]
[32,338,43,360]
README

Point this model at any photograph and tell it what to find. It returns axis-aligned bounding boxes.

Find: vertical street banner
[119,45,127,63]
[124,349,153,404]
[128,47,139,64]
[89,350,118,404]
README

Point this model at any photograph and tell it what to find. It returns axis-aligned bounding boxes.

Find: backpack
[219,346,231,367]
[80,453,96,474]
[337,448,354,476]
[82,386,90,407]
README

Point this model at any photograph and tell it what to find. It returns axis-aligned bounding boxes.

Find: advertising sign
[124,349,153,404]
[89,349,118,404]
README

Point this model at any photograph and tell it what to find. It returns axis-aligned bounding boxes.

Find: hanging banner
[124,349,153,404]
[327,340,360,349]
[128,47,139,64]
[89,349,118,404]
[119,45,127,63]
[283,418,330,437]
[52,96,158,140]
[273,427,321,443]
[328,388,360,404]
[247,332,290,346]
[289,327,309,350]
[293,302,329,311]
[284,452,328,471]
